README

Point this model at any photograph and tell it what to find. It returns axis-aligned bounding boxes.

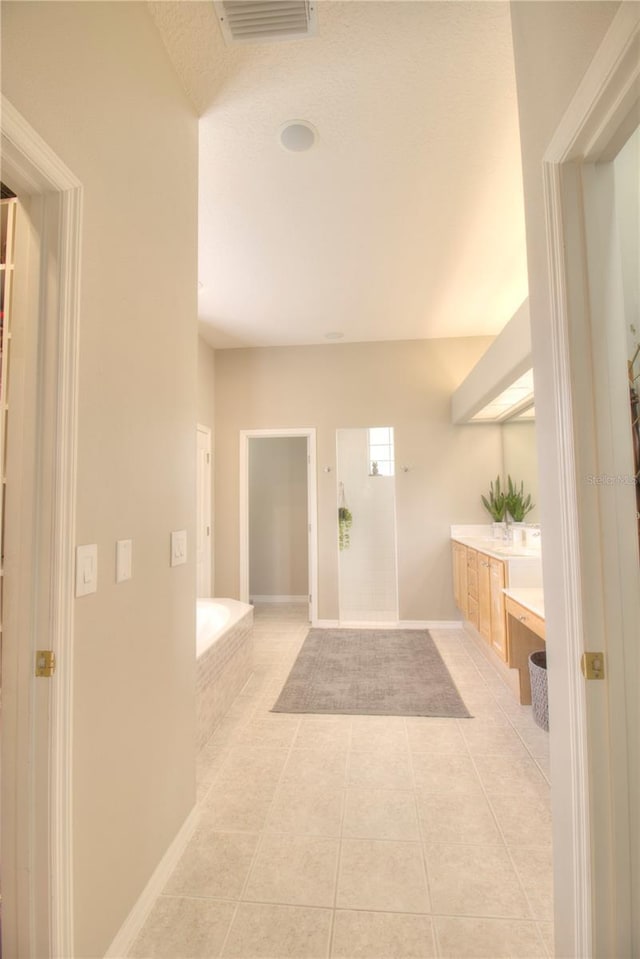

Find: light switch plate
[76,544,98,597]
[171,529,187,567]
[116,539,132,583]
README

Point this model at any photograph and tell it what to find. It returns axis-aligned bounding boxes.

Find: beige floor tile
[163,828,259,899]
[417,791,501,844]
[510,845,554,920]
[222,902,332,958]
[338,839,430,913]
[129,896,236,959]
[489,793,553,846]
[201,783,276,833]
[295,716,353,749]
[474,754,551,799]
[343,787,419,841]
[537,920,555,957]
[283,747,349,787]
[511,723,551,753]
[266,784,345,837]
[411,752,483,794]
[425,843,530,918]
[435,916,547,958]
[348,747,413,789]
[215,745,289,790]
[331,910,436,958]
[235,716,301,747]
[461,721,530,757]
[405,721,467,755]
[244,834,339,907]
[350,716,408,750]
[531,752,551,782]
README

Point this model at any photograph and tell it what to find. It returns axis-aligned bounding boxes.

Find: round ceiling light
[279,120,318,153]
[324,331,344,340]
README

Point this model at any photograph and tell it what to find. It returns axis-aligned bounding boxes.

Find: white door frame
[239,428,318,624]
[196,424,212,597]
[542,7,640,956]
[1,96,81,958]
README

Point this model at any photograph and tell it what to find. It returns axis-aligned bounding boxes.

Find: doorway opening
[1,96,82,959]
[239,428,318,624]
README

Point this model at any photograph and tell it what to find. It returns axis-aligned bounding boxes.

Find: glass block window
[368,426,394,476]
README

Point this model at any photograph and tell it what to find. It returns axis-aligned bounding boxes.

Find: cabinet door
[478,554,491,642]
[452,543,467,615]
[489,558,507,660]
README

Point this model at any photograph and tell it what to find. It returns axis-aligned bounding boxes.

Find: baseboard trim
[250,594,308,604]
[104,803,200,958]
[314,619,463,630]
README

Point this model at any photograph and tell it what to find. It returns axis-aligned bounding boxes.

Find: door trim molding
[196,424,212,597]
[1,95,82,958]
[542,6,640,956]
[239,428,318,624]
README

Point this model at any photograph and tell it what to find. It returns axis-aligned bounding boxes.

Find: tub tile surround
[196,602,254,748]
[130,606,553,959]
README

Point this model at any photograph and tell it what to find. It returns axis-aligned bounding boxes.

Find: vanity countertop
[503,587,545,619]
[451,535,542,562]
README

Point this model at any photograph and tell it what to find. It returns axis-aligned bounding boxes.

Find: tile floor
[130,604,553,959]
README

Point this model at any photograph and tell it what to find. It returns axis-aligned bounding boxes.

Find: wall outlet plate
[171,529,187,567]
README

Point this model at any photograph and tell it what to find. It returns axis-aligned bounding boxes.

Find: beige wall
[510,3,620,956]
[215,338,501,621]
[2,3,198,955]
[249,437,309,598]
[198,337,216,584]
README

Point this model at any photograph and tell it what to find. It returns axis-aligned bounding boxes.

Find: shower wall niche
[336,427,398,623]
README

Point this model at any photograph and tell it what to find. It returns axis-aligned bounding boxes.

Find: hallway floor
[130,605,554,958]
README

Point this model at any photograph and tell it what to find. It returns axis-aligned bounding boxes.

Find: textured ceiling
[149,1,529,349]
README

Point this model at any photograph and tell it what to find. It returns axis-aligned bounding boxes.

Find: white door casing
[542,6,640,956]
[1,96,81,958]
[196,425,212,598]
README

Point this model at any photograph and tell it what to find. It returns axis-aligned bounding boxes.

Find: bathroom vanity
[451,525,544,703]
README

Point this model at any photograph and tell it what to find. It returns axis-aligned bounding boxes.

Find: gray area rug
[272,628,471,718]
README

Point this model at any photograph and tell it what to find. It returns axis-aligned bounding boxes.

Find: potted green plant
[338,506,352,550]
[481,476,507,537]
[505,475,535,523]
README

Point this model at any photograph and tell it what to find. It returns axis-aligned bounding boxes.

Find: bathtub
[196,598,253,747]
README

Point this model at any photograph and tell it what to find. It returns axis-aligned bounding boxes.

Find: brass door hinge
[581,651,605,680]
[35,650,56,677]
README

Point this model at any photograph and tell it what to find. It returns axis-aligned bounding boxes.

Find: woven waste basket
[528,650,549,731]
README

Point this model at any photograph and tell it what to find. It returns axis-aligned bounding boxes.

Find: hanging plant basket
[338,506,352,550]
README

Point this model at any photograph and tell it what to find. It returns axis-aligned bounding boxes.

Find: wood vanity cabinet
[451,541,508,659]
[452,541,467,616]
[489,558,507,660]
[478,553,491,642]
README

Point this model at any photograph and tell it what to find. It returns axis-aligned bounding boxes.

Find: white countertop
[503,587,545,619]
[451,535,542,561]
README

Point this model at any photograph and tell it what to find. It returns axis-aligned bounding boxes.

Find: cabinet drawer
[467,567,478,599]
[505,597,546,640]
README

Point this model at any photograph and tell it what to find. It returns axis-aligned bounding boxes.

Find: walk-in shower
[336,427,399,623]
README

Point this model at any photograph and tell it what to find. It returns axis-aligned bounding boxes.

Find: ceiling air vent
[214,1,317,45]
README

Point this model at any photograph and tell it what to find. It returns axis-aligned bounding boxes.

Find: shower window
[368,426,394,476]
